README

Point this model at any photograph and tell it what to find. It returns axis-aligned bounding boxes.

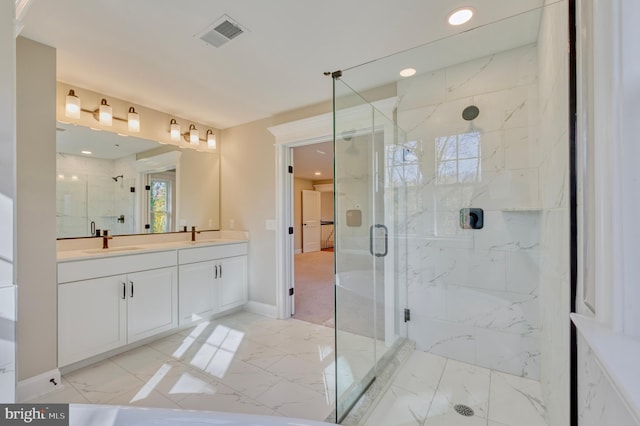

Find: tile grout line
[421,356,449,426]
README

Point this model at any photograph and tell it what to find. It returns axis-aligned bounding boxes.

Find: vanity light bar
[64,89,140,132]
[169,120,217,149]
[61,88,217,149]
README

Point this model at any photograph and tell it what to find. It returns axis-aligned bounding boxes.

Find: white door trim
[268,97,398,320]
[270,113,333,319]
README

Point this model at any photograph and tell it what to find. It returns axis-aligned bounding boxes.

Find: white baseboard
[17,369,61,402]
[294,249,302,255]
[244,301,278,318]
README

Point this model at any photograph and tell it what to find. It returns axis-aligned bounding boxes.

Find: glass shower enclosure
[330,3,569,423]
[333,76,410,422]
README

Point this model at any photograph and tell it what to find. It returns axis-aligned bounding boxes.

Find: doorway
[144,170,176,233]
[291,141,334,326]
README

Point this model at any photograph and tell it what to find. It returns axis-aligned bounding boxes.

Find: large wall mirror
[56,123,220,238]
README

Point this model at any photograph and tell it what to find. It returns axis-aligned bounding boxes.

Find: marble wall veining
[397,44,543,379]
[577,336,637,426]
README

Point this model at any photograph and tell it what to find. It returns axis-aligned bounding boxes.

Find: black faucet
[191,226,202,242]
[102,230,113,249]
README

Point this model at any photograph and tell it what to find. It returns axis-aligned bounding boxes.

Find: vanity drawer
[58,250,177,283]
[178,242,248,265]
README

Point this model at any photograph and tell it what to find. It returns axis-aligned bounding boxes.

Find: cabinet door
[127,267,178,343]
[58,275,127,367]
[178,261,216,325]
[219,256,247,310]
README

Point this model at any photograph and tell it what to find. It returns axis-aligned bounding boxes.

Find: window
[386,140,422,187]
[435,131,481,184]
[146,171,176,233]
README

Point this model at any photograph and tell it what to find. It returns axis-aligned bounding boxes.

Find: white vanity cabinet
[178,242,248,325]
[57,251,177,367]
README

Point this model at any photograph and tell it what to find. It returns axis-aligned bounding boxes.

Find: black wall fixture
[460,208,484,229]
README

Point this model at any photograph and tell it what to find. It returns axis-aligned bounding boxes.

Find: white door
[302,190,321,253]
[127,267,178,343]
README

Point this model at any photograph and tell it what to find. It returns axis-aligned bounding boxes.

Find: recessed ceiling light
[400,68,417,78]
[316,149,326,155]
[81,150,92,155]
[314,172,322,176]
[448,8,474,26]
[57,174,64,179]
[71,175,78,180]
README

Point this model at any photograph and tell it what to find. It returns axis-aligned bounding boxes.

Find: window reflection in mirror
[146,171,176,233]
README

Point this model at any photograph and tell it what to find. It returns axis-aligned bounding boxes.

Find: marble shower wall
[397,44,543,379]
[57,153,138,237]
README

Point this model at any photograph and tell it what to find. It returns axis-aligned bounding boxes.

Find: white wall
[537,1,571,425]
[177,149,220,230]
[398,44,543,379]
[16,37,58,382]
[221,118,280,306]
[0,0,16,403]
[575,0,640,424]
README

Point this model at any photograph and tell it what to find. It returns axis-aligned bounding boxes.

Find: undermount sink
[84,246,143,254]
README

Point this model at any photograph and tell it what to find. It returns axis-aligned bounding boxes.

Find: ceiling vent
[197,14,248,48]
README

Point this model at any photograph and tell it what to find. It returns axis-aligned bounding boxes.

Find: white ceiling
[56,122,160,159]
[293,141,333,181]
[20,0,545,130]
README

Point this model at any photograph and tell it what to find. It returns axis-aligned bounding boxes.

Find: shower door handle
[369,224,389,257]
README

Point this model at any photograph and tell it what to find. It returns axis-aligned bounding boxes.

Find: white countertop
[57,238,248,262]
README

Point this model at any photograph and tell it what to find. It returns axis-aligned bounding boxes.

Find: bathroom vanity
[56,238,248,367]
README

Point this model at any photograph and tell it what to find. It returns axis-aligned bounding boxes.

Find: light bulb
[65,89,81,119]
[128,107,140,132]
[189,124,199,146]
[448,8,474,26]
[170,119,180,141]
[98,99,112,126]
[207,130,216,149]
[400,68,417,77]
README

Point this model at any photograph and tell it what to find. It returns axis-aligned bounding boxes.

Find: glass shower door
[333,76,409,422]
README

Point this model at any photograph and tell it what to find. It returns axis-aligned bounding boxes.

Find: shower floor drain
[453,404,475,417]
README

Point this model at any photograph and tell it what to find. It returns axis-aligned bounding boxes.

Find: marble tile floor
[33,311,339,422]
[362,351,549,426]
[31,310,547,425]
